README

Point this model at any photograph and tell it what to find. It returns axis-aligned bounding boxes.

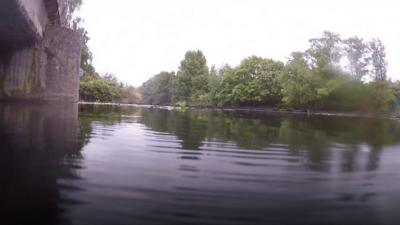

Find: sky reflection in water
[1,103,400,225]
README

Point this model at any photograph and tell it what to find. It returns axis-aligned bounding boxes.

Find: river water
[1,103,400,225]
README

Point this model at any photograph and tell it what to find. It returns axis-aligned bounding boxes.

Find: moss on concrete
[25,48,39,93]
[0,63,4,96]
[0,25,82,102]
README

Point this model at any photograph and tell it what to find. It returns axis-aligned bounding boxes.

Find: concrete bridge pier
[0,0,82,102]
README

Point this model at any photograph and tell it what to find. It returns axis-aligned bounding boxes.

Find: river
[1,103,399,225]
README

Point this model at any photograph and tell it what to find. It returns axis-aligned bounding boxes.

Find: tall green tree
[80,30,97,80]
[343,37,370,81]
[217,56,284,106]
[369,38,388,81]
[140,71,176,105]
[281,52,323,108]
[207,65,222,106]
[306,31,342,76]
[176,50,209,102]
[368,39,393,112]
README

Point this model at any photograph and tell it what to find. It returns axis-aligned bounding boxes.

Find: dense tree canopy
[343,37,370,81]
[278,32,397,112]
[139,72,176,105]
[81,29,399,114]
[370,39,388,81]
[306,31,342,73]
[175,50,209,103]
[217,56,284,106]
[280,52,323,108]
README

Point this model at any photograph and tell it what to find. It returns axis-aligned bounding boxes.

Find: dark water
[1,103,400,225]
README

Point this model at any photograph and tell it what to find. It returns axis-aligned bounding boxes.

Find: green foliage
[139,71,176,105]
[370,39,388,81]
[80,74,122,102]
[279,32,395,113]
[175,100,187,110]
[80,74,140,103]
[306,31,342,73]
[319,78,372,111]
[208,65,223,106]
[368,81,396,113]
[281,61,396,113]
[176,50,209,103]
[392,82,400,106]
[217,56,284,106]
[281,53,323,108]
[80,30,96,78]
[343,37,370,81]
[120,85,141,104]
[81,29,396,114]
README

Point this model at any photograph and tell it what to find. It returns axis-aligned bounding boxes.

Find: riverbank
[79,101,175,110]
[79,102,400,120]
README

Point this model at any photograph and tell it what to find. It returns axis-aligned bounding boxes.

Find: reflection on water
[0,103,80,225]
[1,103,400,225]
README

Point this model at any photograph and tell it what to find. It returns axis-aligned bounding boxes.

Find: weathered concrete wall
[19,0,49,38]
[42,26,82,102]
[0,25,82,102]
[0,0,82,102]
[0,0,49,49]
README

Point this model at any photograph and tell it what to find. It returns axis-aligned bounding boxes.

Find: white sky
[79,0,400,87]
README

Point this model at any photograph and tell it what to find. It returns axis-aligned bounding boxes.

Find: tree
[392,82,400,111]
[80,30,96,79]
[343,37,370,81]
[217,56,284,106]
[368,81,396,113]
[79,74,122,102]
[306,31,342,75]
[208,65,223,106]
[120,85,141,104]
[139,72,176,105]
[369,39,388,81]
[175,50,209,102]
[281,52,323,108]
[367,39,392,112]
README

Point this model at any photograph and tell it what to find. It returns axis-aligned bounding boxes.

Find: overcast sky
[80,0,400,87]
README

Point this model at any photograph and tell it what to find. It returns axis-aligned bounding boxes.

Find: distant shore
[79,102,400,119]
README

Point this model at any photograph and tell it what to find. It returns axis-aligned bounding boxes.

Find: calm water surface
[1,103,400,225]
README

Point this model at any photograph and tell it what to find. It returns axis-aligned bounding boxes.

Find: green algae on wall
[0,63,4,96]
[0,25,82,102]
[25,48,39,94]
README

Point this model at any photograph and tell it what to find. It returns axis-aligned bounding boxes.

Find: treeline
[79,31,141,103]
[139,31,400,113]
